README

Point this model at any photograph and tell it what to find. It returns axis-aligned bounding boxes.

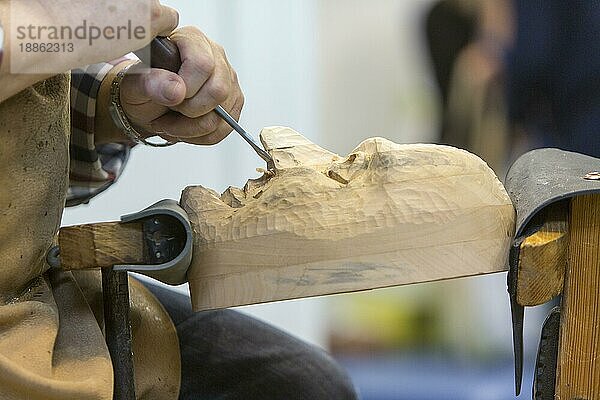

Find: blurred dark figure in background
[425,0,514,174]
[425,0,476,112]
[506,0,600,158]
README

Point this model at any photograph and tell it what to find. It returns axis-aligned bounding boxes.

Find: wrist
[95,60,139,145]
[108,62,175,147]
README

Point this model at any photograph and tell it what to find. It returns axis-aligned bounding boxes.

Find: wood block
[59,221,144,269]
[182,127,515,311]
[517,204,568,306]
[556,194,600,398]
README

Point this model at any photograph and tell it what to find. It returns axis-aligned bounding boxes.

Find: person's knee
[288,351,358,400]
[173,309,359,399]
[245,345,358,400]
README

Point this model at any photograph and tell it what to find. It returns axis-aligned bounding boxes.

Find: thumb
[123,68,186,107]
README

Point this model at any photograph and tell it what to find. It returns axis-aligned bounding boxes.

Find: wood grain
[59,222,144,269]
[517,205,568,306]
[556,194,600,398]
[182,127,515,311]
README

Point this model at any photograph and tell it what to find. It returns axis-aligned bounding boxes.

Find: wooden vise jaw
[48,199,193,285]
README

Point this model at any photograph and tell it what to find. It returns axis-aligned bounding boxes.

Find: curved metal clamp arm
[114,199,193,286]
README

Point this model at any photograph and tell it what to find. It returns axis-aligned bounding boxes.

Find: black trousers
[144,282,359,400]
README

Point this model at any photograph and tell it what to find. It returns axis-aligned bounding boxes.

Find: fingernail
[162,79,181,102]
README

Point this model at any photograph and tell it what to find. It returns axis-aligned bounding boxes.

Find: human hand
[119,26,244,145]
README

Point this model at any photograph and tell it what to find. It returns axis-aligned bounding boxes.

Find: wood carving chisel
[135,37,273,165]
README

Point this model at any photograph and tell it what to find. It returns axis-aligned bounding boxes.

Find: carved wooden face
[182,125,512,242]
[180,126,514,311]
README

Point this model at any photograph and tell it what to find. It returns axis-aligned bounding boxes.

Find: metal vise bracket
[114,199,193,285]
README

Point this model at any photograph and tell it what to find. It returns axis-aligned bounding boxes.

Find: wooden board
[182,127,515,311]
[556,194,600,398]
[59,221,145,269]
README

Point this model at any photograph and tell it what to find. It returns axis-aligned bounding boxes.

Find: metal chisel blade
[214,106,273,165]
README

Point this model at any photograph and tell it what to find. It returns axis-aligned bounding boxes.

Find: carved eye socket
[327,170,349,185]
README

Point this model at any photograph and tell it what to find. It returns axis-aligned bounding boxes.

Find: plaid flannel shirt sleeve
[67,58,132,207]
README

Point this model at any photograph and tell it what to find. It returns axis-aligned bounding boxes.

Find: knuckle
[207,81,229,103]
[183,25,202,36]
[190,55,215,77]
[151,1,166,21]
[152,5,178,28]
[151,3,163,20]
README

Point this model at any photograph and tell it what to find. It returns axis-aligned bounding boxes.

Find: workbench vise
[505,148,600,399]
[47,199,193,400]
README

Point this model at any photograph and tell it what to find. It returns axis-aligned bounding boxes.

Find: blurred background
[63,1,600,399]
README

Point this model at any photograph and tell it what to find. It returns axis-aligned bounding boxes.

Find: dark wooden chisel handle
[136,37,182,72]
